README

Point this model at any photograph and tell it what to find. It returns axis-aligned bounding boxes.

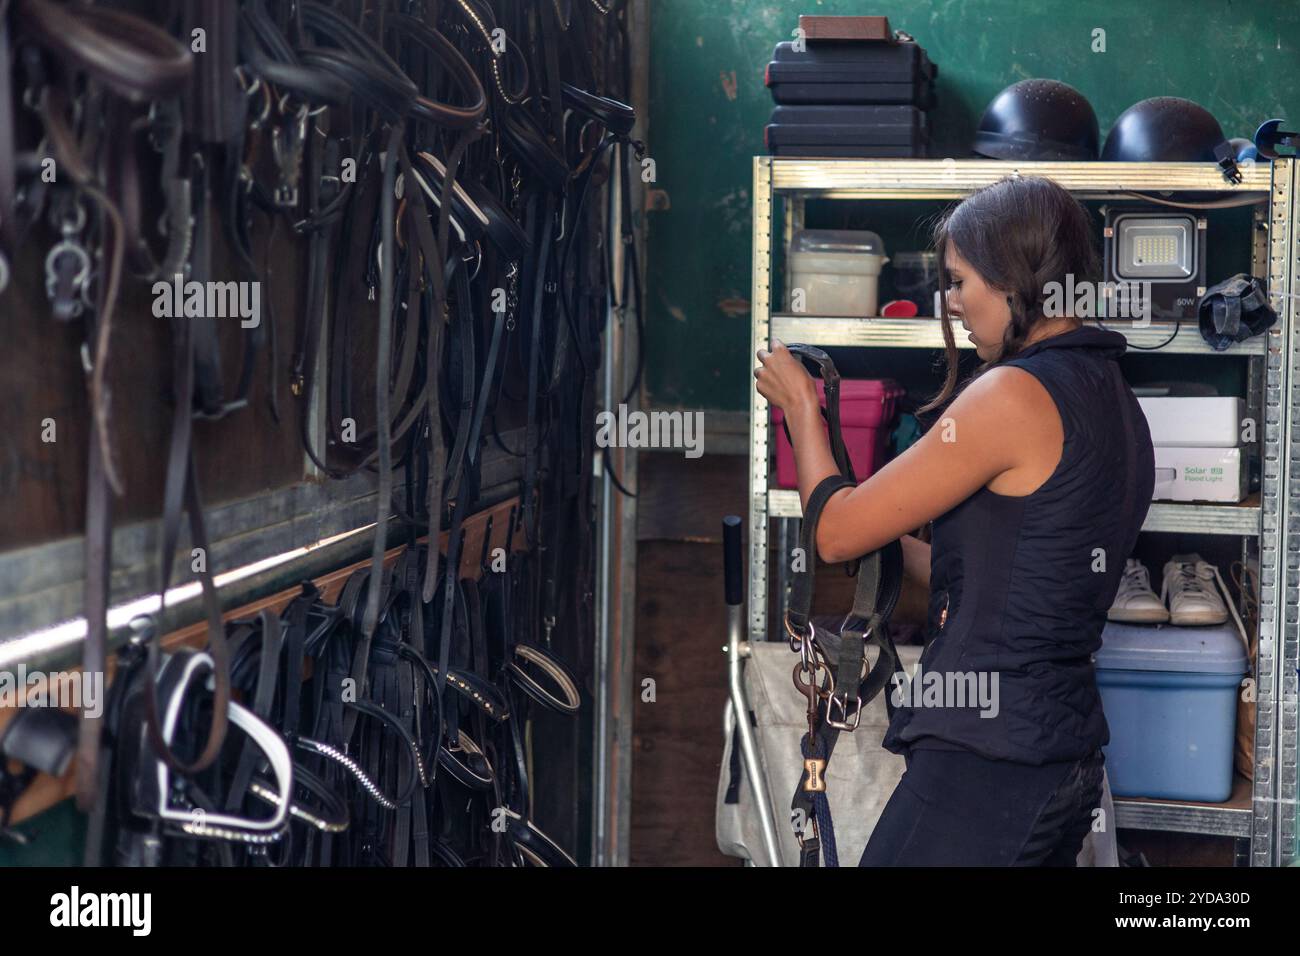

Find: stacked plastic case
[764,37,937,157]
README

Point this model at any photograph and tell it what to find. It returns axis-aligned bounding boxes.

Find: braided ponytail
[918,176,1100,417]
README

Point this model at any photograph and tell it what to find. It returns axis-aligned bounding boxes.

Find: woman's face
[943,245,1010,362]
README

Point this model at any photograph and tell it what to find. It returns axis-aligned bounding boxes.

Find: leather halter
[780,346,905,868]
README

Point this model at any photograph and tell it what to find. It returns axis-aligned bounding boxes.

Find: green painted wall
[644,0,1300,411]
[0,800,84,866]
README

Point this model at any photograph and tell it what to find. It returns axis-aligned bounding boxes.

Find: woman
[754,176,1155,866]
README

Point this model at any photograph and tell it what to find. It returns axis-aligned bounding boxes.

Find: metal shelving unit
[748,157,1297,866]
[769,314,1269,355]
[767,489,1264,537]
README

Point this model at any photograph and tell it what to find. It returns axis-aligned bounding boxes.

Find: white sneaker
[1108,559,1169,623]
[1161,554,1229,626]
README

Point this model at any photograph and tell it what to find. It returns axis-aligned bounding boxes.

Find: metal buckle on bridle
[44,199,90,320]
[824,692,862,732]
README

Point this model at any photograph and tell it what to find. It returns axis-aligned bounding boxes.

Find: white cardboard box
[1137,397,1244,447]
[1153,446,1246,502]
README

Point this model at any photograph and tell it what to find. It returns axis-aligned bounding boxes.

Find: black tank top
[882,326,1155,764]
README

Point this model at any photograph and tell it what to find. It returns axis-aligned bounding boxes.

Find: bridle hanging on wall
[0,0,638,867]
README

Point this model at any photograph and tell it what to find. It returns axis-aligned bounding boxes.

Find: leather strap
[503,808,577,867]
[779,345,904,868]
[15,0,192,102]
[388,13,487,130]
[239,0,351,105]
[298,2,416,121]
[505,643,581,714]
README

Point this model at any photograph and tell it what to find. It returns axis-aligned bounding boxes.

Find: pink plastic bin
[771,379,904,489]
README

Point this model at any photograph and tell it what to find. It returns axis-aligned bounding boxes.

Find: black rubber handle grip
[723,515,743,606]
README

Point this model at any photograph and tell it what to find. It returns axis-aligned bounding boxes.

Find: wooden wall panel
[0,202,312,552]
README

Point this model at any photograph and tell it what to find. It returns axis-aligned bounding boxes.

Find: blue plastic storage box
[1094,621,1247,802]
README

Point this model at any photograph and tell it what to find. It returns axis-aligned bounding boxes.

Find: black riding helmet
[972,79,1099,161]
[1102,96,1231,162]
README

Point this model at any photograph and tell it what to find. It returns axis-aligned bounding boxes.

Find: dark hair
[919,175,1100,415]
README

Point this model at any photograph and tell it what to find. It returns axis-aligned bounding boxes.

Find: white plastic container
[788,229,888,316]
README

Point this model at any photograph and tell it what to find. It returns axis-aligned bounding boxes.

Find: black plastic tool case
[765,105,930,158]
[765,40,937,108]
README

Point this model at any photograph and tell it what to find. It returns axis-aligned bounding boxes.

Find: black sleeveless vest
[882,326,1155,764]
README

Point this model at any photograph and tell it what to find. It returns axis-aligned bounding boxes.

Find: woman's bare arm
[789,365,1060,563]
[756,340,1061,566]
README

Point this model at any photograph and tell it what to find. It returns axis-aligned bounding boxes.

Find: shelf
[751,156,1292,861]
[768,488,1261,537]
[1143,494,1261,536]
[765,158,1275,198]
[768,314,1268,357]
[1113,774,1255,838]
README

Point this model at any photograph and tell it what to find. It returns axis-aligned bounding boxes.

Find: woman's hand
[754,339,818,415]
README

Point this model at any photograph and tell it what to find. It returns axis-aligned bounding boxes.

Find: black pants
[859,746,1105,866]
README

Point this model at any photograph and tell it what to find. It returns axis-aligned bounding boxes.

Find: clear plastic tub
[788,229,889,316]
